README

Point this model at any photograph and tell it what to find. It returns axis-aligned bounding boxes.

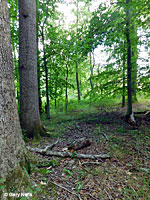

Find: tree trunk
[122,45,126,108]
[40,4,50,119]
[37,37,42,114]
[19,0,45,138]
[131,25,138,102]
[13,43,20,108]
[36,0,42,114]
[41,31,50,119]
[0,0,25,179]
[55,98,57,108]
[54,79,57,109]
[76,62,81,101]
[75,0,81,102]
[126,0,135,122]
[65,64,69,113]
[89,53,93,90]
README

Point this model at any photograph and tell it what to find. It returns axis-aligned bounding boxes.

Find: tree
[126,0,134,121]
[41,6,50,119]
[0,0,25,180]
[19,0,46,138]
[131,25,138,102]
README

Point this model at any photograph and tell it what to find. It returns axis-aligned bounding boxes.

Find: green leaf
[0,178,5,182]
[42,177,48,181]
[20,197,27,200]
[0,185,5,190]
[64,168,73,176]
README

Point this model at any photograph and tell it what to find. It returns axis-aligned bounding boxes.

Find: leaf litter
[28,105,150,199]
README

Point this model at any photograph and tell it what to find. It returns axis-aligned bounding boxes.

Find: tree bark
[19,0,45,138]
[0,0,25,179]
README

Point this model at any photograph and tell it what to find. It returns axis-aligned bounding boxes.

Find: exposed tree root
[126,112,136,124]
[39,125,51,137]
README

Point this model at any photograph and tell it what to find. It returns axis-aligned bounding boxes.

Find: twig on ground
[88,193,99,200]
[49,181,82,200]
[81,161,102,165]
[101,132,109,141]
[104,188,113,200]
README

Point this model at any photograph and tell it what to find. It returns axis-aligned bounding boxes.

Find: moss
[26,123,50,139]
[0,149,42,200]
[6,166,30,190]
[0,165,32,200]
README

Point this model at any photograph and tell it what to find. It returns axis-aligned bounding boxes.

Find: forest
[0,0,150,199]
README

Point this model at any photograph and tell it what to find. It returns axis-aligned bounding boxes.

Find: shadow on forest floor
[27,102,150,199]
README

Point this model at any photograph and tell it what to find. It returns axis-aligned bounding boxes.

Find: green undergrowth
[41,98,121,137]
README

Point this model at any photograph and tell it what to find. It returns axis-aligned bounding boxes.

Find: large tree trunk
[0,0,25,179]
[19,0,45,138]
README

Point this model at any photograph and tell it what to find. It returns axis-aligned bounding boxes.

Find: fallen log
[27,146,110,159]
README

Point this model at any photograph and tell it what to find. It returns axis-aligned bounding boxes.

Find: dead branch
[44,138,59,151]
[27,146,110,159]
[27,139,59,155]
[49,181,82,200]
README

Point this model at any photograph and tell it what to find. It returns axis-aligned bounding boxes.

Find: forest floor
[27,100,150,200]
